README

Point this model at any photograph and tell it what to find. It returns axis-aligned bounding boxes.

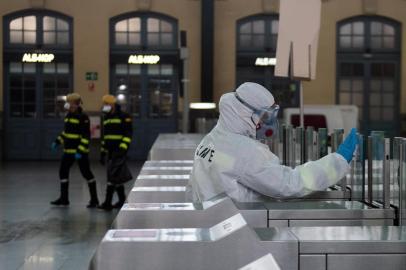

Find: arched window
[110,12,179,159]
[6,11,72,47]
[3,10,73,160]
[237,15,279,52]
[336,16,401,136]
[112,13,177,49]
[338,18,400,52]
[236,14,298,110]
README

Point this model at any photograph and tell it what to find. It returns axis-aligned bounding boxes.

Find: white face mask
[102,105,112,113]
[64,102,71,110]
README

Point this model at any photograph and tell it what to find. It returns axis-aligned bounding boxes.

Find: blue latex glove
[51,142,59,152]
[75,153,82,160]
[337,128,359,163]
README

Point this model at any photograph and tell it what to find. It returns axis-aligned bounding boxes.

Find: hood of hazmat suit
[187,82,349,202]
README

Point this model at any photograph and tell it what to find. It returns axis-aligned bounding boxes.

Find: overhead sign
[255,57,277,66]
[22,53,55,63]
[128,54,160,65]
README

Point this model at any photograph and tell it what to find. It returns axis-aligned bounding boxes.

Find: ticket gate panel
[91,214,299,270]
[239,254,281,270]
[127,187,188,203]
[143,160,194,167]
[139,167,192,176]
[289,219,393,227]
[234,202,268,228]
[148,134,204,161]
[290,226,406,254]
[148,149,197,160]
[134,178,189,187]
[113,197,240,229]
[300,255,326,270]
[265,201,395,226]
[327,254,406,270]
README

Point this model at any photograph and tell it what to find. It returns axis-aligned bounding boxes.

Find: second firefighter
[99,94,133,211]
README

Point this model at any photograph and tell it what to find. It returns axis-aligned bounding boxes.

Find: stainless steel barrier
[91,214,299,270]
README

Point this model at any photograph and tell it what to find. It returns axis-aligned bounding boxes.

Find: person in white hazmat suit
[187,82,359,202]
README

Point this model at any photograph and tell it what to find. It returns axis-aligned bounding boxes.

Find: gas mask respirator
[64,102,71,111]
[102,105,112,113]
[235,93,280,144]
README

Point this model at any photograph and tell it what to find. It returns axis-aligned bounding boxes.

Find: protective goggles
[235,93,280,124]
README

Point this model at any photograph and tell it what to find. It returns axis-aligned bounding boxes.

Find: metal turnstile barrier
[91,214,298,270]
[113,195,241,229]
[148,133,204,160]
[134,174,190,187]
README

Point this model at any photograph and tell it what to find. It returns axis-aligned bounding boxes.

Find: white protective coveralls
[187,82,350,202]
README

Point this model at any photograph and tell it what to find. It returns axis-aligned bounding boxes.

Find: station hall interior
[1,0,406,269]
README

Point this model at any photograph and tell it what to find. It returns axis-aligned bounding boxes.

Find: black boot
[51,180,70,206]
[87,180,99,208]
[98,184,115,211]
[113,185,126,209]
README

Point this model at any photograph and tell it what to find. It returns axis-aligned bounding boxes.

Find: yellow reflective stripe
[81,138,90,144]
[119,143,128,150]
[64,149,77,154]
[57,136,64,143]
[103,119,122,125]
[122,137,132,143]
[125,118,132,123]
[70,119,80,124]
[62,132,80,139]
[104,135,123,140]
[78,145,89,153]
[65,118,80,124]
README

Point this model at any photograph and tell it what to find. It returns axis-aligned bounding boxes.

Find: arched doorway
[236,14,299,111]
[3,10,73,160]
[110,12,179,159]
[336,16,401,137]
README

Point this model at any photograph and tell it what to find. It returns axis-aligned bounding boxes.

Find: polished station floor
[0,161,142,270]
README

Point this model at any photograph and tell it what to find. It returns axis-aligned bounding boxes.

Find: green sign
[86,72,98,81]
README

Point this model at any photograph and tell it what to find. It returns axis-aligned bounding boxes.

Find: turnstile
[138,166,192,176]
[113,196,239,229]
[134,175,189,187]
[265,201,395,227]
[91,214,298,270]
[291,226,406,270]
[148,133,204,160]
[143,160,194,167]
[239,254,281,270]
[115,196,268,229]
[126,186,188,203]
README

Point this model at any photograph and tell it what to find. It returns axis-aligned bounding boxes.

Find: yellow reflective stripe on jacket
[64,149,77,154]
[103,119,122,125]
[62,132,81,139]
[64,118,80,124]
[78,145,89,153]
[81,138,90,144]
[119,143,128,150]
[104,135,123,140]
[122,137,132,143]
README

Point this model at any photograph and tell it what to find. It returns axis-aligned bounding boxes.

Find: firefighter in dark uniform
[98,94,133,211]
[50,93,99,208]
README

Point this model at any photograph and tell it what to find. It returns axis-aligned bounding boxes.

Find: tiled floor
[0,161,143,270]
